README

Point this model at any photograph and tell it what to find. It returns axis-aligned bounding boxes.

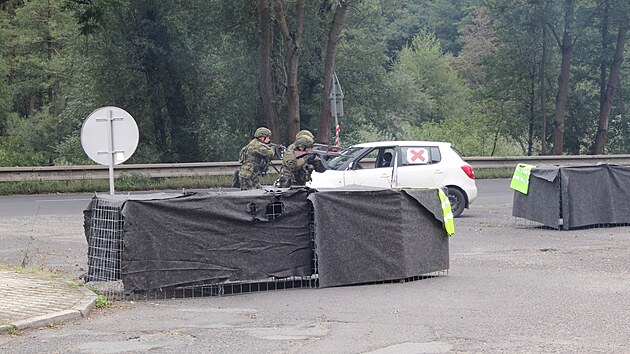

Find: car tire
[447,187,466,218]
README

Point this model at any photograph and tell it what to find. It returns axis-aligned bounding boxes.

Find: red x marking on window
[409,149,426,162]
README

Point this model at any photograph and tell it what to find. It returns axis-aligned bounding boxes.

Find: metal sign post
[97,110,123,195]
[330,87,339,147]
[329,72,344,147]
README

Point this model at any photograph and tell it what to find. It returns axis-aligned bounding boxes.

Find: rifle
[313,143,340,153]
[293,149,337,173]
[294,145,340,160]
[293,149,330,172]
[268,143,286,160]
[261,143,286,174]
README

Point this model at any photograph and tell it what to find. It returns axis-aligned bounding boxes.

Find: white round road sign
[81,106,139,165]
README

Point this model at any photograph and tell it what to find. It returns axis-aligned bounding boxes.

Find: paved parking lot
[0,179,628,353]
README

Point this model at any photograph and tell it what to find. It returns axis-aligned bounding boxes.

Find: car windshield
[326,147,363,170]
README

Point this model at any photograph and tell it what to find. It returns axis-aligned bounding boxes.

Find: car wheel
[447,187,466,218]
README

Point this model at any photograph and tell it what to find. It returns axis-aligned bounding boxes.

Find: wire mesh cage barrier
[511,164,630,230]
[84,191,449,300]
[512,216,630,230]
[85,198,124,282]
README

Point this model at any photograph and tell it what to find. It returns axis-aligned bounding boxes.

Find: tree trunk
[137,2,199,162]
[540,25,548,155]
[591,18,628,154]
[27,94,35,118]
[257,0,280,143]
[317,1,349,144]
[274,0,304,141]
[551,0,575,155]
[163,72,199,162]
[599,0,609,108]
[46,0,53,109]
[621,81,627,148]
[528,66,535,156]
[143,60,169,161]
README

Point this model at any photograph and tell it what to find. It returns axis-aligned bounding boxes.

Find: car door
[395,145,446,188]
[308,146,365,188]
[343,147,397,188]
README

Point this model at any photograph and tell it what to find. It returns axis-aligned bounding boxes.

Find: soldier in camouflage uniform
[295,129,328,183]
[278,135,314,187]
[238,127,275,190]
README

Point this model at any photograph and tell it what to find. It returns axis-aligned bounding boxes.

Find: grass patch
[94,294,111,308]
[7,325,20,336]
[0,173,280,196]
[0,265,79,286]
[0,169,510,196]
[474,168,514,179]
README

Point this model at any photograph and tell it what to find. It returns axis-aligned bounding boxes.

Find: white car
[308,141,477,217]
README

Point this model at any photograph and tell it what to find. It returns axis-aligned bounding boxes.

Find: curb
[0,285,97,334]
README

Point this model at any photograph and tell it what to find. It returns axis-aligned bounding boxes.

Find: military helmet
[295,129,314,140]
[254,127,272,138]
[295,135,314,148]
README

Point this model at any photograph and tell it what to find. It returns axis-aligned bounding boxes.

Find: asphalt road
[0,193,94,218]
[0,179,628,353]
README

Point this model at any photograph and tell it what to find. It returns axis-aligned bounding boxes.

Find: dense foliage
[1,0,629,166]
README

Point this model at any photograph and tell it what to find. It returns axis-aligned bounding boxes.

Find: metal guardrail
[464,154,630,169]
[2,155,630,182]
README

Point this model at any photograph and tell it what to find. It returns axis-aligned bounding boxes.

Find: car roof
[350,141,452,148]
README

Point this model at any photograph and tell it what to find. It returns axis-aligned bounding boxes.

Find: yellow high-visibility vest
[438,188,455,236]
[510,163,535,194]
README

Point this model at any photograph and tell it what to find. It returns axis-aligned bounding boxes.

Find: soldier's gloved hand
[314,160,327,173]
[307,154,317,164]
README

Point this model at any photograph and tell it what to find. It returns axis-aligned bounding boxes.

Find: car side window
[401,147,432,165]
[430,147,441,163]
[326,147,364,170]
[354,149,380,169]
[377,148,396,168]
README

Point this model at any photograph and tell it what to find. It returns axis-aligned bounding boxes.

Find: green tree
[375,31,504,156]
[550,0,577,155]
[1,0,83,165]
[316,0,350,144]
[257,0,280,143]
[393,31,471,124]
[68,0,220,162]
[591,0,629,154]
[273,0,304,140]
[0,33,11,136]
[481,0,555,155]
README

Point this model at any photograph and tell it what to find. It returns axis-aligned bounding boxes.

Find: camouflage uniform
[294,129,325,182]
[239,138,274,190]
[278,136,313,187]
[278,144,309,187]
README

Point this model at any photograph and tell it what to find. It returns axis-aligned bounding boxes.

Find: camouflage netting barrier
[309,187,448,288]
[512,164,630,229]
[84,187,450,296]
